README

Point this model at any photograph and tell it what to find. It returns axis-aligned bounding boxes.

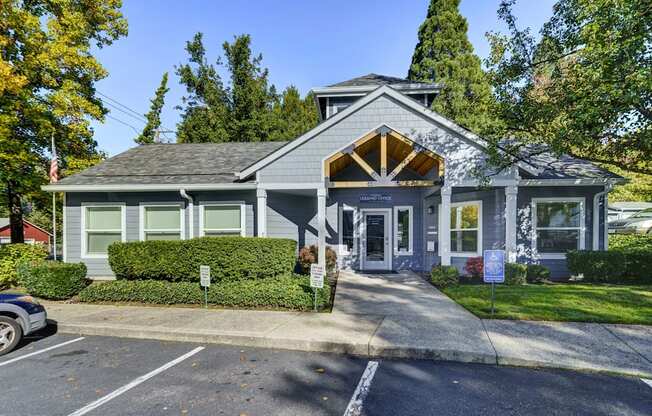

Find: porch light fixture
[427,205,434,214]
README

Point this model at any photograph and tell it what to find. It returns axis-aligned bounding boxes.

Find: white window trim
[449,200,483,257]
[139,202,185,241]
[338,204,357,256]
[532,197,586,259]
[393,205,413,256]
[199,202,246,237]
[81,202,126,259]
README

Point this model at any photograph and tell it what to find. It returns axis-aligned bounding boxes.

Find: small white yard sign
[200,265,211,287]
[310,264,325,289]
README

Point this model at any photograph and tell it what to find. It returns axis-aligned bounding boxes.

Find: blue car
[0,293,47,356]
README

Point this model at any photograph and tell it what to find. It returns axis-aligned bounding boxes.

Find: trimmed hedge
[108,237,297,282]
[609,234,652,251]
[18,261,89,300]
[431,265,459,287]
[78,274,331,311]
[504,263,527,285]
[0,244,48,289]
[526,264,551,284]
[567,250,629,283]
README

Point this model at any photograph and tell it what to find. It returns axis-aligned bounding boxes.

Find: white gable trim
[237,85,540,180]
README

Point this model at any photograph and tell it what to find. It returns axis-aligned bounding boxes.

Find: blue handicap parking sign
[483,250,505,283]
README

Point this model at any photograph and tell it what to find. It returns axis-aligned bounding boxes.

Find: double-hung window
[532,198,585,257]
[140,204,184,241]
[200,203,245,236]
[82,205,125,257]
[339,205,356,255]
[450,201,482,256]
[394,206,413,255]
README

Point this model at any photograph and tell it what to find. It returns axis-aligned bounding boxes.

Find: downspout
[180,189,194,239]
[592,183,613,250]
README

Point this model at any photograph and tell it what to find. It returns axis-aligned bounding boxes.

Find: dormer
[311,73,441,121]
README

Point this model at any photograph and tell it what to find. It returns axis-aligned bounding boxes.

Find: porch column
[317,187,327,267]
[440,185,452,266]
[505,185,518,262]
[256,188,267,237]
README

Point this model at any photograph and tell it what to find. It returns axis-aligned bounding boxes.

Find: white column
[440,185,452,266]
[505,185,518,263]
[603,192,609,250]
[317,187,327,267]
[256,188,267,237]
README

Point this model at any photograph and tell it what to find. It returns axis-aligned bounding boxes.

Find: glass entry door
[361,210,391,270]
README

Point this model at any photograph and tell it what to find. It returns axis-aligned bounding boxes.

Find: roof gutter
[41,183,258,192]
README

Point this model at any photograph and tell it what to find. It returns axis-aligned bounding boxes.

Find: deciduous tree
[0,0,127,242]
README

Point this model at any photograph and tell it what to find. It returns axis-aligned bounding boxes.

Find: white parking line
[67,346,205,416]
[0,337,85,367]
[642,378,652,389]
[343,360,379,416]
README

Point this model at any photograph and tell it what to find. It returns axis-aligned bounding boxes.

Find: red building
[0,218,52,250]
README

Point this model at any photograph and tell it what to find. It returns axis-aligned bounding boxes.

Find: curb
[56,322,652,379]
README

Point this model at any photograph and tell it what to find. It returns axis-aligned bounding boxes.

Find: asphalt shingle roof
[329,73,438,89]
[57,142,287,186]
[522,150,622,180]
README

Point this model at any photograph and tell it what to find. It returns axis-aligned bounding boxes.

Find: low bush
[609,234,652,251]
[464,257,483,278]
[620,248,652,283]
[18,261,88,300]
[78,275,331,311]
[297,245,337,274]
[526,264,551,284]
[567,251,626,283]
[0,244,48,289]
[108,237,296,282]
[504,263,527,285]
[430,265,459,287]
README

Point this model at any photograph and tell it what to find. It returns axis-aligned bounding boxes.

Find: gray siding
[516,186,605,279]
[65,191,255,278]
[258,94,517,186]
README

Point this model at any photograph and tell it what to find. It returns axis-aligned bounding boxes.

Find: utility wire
[98,90,177,136]
[105,114,140,134]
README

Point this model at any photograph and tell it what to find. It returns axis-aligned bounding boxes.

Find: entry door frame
[359,208,392,271]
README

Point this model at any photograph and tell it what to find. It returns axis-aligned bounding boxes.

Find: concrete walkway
[43,271,652,378]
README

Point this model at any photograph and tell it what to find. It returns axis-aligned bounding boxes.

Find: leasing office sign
[359,194,392,203]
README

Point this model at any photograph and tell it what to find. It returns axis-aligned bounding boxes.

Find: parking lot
[1,329,651,416]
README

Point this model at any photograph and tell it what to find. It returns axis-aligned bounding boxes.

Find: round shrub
[526,264,551,284]
[504,263,527,285]
[431,265,459,287]
[0,243,48,289]
[298,245,337,274]
[19,261,89,300]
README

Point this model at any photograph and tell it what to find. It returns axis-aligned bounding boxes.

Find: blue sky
[92,0,556,156]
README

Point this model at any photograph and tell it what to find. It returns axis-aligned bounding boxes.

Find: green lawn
[441,283,652,324]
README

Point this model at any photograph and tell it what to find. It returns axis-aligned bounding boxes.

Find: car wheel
[0,316,22,357]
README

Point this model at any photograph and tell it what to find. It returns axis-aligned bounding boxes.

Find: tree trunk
[6,181,24,243]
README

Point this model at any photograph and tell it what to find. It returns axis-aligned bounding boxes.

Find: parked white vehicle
[608,208,652,235]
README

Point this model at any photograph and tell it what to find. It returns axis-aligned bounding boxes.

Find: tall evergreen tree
[269,87,318,141]
[408,0,496,134]
[176,33,317,143]
[176,33,230,143]
[135,72,169,144]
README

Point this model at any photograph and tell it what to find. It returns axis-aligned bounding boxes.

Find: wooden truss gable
[324,126,444,188]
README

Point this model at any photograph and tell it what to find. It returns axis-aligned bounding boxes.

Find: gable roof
[522,150,622,180]
[44,142,286,191]
[238,85,542,180]
[0,218,53,236]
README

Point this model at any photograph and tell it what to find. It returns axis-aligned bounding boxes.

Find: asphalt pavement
[0,329,651,416]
